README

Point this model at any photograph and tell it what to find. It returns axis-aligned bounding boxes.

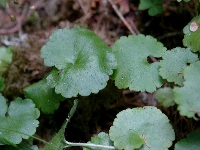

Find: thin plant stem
[108,0,136,35]
[64,141,116,149]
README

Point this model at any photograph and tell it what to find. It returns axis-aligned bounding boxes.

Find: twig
[108,0,136,35]
[0,0,45,35]
[0,3,29,34]
[78,0,87,14]
[127,16,140,34]
[157,32,182,40]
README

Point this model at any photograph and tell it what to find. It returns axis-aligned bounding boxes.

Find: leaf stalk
[64,141,116,149]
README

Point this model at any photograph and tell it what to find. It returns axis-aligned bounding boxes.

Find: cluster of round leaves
[28,20,200,149]
[39,25,200,119]
[40,28,168,98]
[157,47,200,118]
[156,16,200,118]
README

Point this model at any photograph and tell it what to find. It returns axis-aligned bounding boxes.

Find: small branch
[157,32,182,40]
[0,0,45,35]
[0,3,29,34]
[108,0,136,35]
[78,0,87,14]
[64,141,116,149]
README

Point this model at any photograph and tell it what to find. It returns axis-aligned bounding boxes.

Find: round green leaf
[41,28,117,98]
[83,132,114,150]
[175,130,200,150]
[0,96,40,144]
[112,34,166,93]
[24,78,65,114]
[159,47,198,86]
[173,61,200,118]
[155,87,175,107]
[183,16,200,52]
[109,106,175,150]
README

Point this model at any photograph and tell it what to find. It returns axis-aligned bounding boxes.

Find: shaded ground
[0,0,200,149]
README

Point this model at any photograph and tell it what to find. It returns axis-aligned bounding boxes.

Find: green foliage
[0,96,40,144]
[159,47,198,86]
[0,0,7,7]
[0,47,13,75]
[183,16,200,52]
[112,34,166,93]
[175,130,200,150]
[155,87,175,107]
[83,132,114,150]
[24,77,65,114]
[138,0,164,16]
[173,61,200,118]
[0,76,4,91]
[1,0,200,147]
[41,27,117,98]
[109,106,175,150]
[43,99,78,150]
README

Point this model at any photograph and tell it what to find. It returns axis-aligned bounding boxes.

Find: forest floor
[0,0,200,149]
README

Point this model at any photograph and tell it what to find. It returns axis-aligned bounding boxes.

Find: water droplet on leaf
[190,21,198,32]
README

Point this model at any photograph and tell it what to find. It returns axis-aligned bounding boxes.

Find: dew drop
[190,21,198,32]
